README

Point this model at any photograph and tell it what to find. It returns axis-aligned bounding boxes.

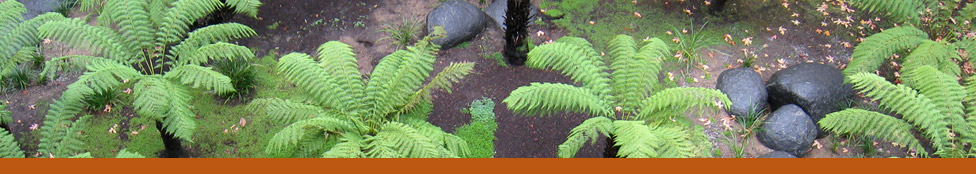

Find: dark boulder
[766,63,852,137]
[757,151,798,158]
[716,68,767,120]
[757,104,818,157]
[484,0,539,30]
[426,0,488,49]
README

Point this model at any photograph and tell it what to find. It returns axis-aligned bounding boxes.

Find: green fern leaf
[843,27,928,80]
[169,22,256,58]
[611,121,696,158]
[365,122,449,158]
[73,60,142,94]
[38,18,135,63]
[155,0,224,44]
[1,13,65,59]
[249,98,325,124]
[102,0,155,50]
[266,115,356,157]
[114,149,146,158]
[902,66,965,120]
[314,41,366,111]
[364,45,436,123]
[902,41,961,76]
[504,83,613,117]
[0,104,11,126]
[637,87,730,123]
[0,128,25,158]
[848,0,922,23]
[40,55,112,82]
[179,42,255,66]
[164,64,236,94]
[321,135,365,158]
[278,52,360,112]
[606,35,668,113]
[401,62,475,113]
[848,72,952,156]
[224,0,263,18]
[820,109,925,153]
[527,41,612,101]
[132,77,196,141]
[557,116,612,158]
[0,1,26,34]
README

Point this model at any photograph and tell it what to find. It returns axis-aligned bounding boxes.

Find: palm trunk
[603,136,619,158]
[503,0,531,66]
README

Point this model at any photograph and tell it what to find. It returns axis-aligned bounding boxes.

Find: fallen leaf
[240,117,248,128]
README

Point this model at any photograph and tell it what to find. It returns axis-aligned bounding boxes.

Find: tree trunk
[156,120,187,158]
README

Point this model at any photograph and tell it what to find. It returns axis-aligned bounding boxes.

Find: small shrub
[214,58,257,99]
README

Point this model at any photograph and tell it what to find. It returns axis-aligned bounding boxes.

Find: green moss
[124,116,165,157]
[80,114,126,158]
[454,98,497,158]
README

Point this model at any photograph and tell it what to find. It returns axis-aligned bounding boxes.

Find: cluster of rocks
[716,63,852,158]
[426,0,539,49]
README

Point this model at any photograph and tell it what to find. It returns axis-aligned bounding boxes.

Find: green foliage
[843,26,965,80]
[1,128,25,158]
[454,98,498,158]
[255,36,475,158]
[848,0,976,40]
[822,65,976,157]
[378,17,423,50]
[847,0,923,23]
[504,35,731,158]
[213,57,256,98]
[0,104,10,126]
[38,99,91,158]
[37,0,261,143]
[1,1,67,90]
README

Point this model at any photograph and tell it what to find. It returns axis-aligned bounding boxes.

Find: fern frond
[401,62,475,112]
[902,66,965,119]
[76,0,104,13]
[526,41,612,101]
[504,83,613,117]
[266,115,356,157]
[1,13,65,59]
[73,60,142,93]
[0,104,11,126]
[38,112,91,158]
[168,22,256,58]
[0,1,26,34]
[179,42,255,66]
[848,0,922,23]
[364,45,436,121]
[820,109,925,153]
[611,121,695,158]
[557,116,612,158]
[114,149,146,158]
[321,135,366,158]
[902,41,961,76]
[315,41,365,111]
[966,75,976,118]
[606,35,668,113]
[844,27,928,80]
[224,0,263,18]
[249,98,325,124]
[132,77,196,141]
[101,0,155,50]
[0,128,25,158]
[155,0,224,44]
[848,72,953,156]
[164,64,236,94]
[637,87,730,123]
[278,53,360,112]
[40,55,111,80]
[38,18,135,63]
[365,122,450,158]
[401,118,471,158]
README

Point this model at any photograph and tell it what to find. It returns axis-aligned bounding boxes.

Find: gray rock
[21,0,60,20]
[716,68,767,120]
[757,151,797,158]
[426,0,488,49]
[757,104,818,157]
[766,63,852,137]
[484,0,539,30]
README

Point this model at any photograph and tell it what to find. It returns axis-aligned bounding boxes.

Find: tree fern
[38,0,261,145]
[38,100,90,158]
[901,41,960,76]
[1,1,66,84]
[260,38,473,158]
[505,35,730,158]
[844,27,928,79]
[224,0,263,18]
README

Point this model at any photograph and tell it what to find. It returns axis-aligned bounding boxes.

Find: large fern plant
[36,0,261,142]
[1,1,66,89]
[848,0,975,40]
[503,35,731,158]
[822,65,976,158]
[843,26,976,80]
[255,33,477,158]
